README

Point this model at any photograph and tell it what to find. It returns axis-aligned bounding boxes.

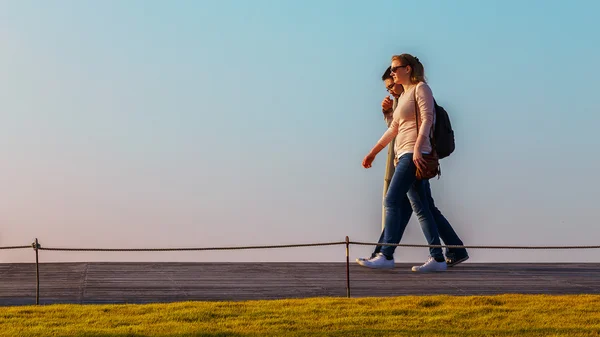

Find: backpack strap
[413,83,436,153]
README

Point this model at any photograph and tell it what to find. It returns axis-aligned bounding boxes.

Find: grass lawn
[1,295,599,336]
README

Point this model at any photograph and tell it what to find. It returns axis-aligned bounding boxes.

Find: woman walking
[360,54,468,272]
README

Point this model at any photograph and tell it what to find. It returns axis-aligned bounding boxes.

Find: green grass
[1,295,599,336]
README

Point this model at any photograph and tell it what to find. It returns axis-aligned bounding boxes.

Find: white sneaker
[356,255,377,262]
[356,253,395,269]
[411,257,447,272]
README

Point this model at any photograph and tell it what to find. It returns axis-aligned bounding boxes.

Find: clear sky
[2,0,599,264]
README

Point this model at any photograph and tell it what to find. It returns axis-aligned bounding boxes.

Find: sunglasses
[390,65,408,73]
[386,83,395,91]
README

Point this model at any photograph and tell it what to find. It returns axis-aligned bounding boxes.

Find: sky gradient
[1,0,599,263]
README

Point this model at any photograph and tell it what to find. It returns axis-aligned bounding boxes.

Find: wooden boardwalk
[1,263,599,305]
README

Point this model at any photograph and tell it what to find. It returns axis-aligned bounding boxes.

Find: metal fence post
[32,238,40,305]
[345,236,350,298]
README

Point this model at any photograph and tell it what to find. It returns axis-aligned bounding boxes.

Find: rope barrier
[4,241,600,252]
[38,241,347,252]
[349,242,600,250]
[0,245,31,250]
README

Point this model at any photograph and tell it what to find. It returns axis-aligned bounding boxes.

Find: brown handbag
[414,88,440,180]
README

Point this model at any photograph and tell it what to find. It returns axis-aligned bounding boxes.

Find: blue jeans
[420,180,467,261]
[377,153,465,260]
[371,178,467,259]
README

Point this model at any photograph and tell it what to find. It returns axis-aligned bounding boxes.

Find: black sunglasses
[386,83,395,91]
[390,65,408,73]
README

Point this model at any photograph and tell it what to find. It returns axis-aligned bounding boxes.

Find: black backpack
[432,100,455,159]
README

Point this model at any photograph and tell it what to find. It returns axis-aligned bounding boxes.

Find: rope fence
[2,237,600,304]
[0,245,32,250]
[350,242,600,250]
[37,241,347,252]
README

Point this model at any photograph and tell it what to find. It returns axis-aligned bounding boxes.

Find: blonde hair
[391,54,426,84]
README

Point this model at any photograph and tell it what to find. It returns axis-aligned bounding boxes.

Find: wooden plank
[0,263,599,305]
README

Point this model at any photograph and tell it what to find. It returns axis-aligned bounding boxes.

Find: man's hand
[381,96,393,111]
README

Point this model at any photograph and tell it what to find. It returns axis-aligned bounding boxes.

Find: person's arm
[413,83,435,154]
[383,108,393,127]
[381,96,394,127]
[376,119,399,151]
[363,118,399,168]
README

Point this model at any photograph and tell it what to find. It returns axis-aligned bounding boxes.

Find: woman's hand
[362,153,376,168]
[413,152,427,172]
[363,144,385,169]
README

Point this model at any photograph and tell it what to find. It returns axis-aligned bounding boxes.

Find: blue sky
[1,0,599,263]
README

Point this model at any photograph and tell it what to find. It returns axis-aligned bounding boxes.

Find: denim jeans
[421,180,467,261]
[378,153,462,260]
[371,177,467,259]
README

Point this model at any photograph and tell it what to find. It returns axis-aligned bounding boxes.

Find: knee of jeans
[384,194,403,209]
[429,205,442,217]
[409,199,425,214]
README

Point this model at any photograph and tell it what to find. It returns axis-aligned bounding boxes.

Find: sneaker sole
[356,259,395,269]
[411,267,447,272]
[447,256,469,267]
